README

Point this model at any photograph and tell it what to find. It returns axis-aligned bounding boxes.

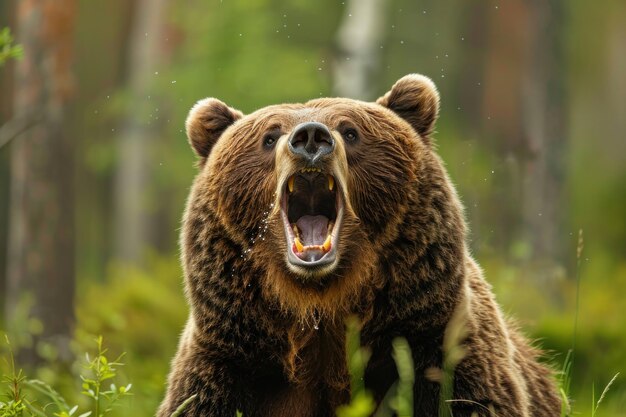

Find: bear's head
[184,74,446,318]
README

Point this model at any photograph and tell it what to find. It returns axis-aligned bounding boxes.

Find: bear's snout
[288,121,335,165]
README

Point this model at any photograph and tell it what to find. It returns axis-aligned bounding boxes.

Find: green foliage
[0,27,23,67]
[336,316,375,417]
[0,336,130,417]
[80,336,132,417]
[559,350,573,417]
[338,318,417,417]
[0,336,28,417]
[390,338,414,417]
[74,256,187,416]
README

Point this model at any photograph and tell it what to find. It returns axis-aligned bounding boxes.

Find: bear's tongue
[295,215,328,247]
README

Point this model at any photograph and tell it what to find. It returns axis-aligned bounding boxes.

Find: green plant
[336,316,375,417]
[80,336,132,417]
[559,349,573,417]
[389,338,414,417]
[337,317,418,417]
[167,394,197,417]
[0,336,28,417]
[590,373,620,417]
[0,335,131,417]
[0,27,23,66]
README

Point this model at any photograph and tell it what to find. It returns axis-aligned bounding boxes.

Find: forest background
[0,0,625,416]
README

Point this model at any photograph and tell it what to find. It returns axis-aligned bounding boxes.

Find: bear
[157,74,562,417]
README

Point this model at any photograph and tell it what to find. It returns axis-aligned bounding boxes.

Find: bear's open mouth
[280,168,343,270]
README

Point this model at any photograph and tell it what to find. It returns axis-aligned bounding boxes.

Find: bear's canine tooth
[294,237,304,252]
[288,176,295,193]
[328,175,334,191]
[327,221,335,232]
[322,235,331,252]
[292,224,300,238]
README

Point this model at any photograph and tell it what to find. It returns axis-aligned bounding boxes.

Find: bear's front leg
[157,342,242,417]
[448,351,531,417]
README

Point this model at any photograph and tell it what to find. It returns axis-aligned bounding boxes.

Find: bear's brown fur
[157,74,561,417]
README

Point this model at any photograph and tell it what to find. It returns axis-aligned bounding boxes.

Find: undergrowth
[0,336,131,417]
[1,233,622,416]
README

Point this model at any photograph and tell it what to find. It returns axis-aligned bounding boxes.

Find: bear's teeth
[322,235,331,252]
[294,237,304,252]
[300,167,321,173]
[328,175,334,191]
[292,223,300,238]
[288,176,295,193]
[327,221,335,233]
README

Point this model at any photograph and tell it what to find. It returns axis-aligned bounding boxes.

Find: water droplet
[171,80,177,84]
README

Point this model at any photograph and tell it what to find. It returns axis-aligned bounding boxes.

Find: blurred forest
[0,0,625,416]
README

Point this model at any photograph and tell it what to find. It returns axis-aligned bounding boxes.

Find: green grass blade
[169,394,198,417]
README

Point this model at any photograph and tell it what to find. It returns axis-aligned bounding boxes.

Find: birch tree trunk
[333,0,387,99]
[6,0,77,362]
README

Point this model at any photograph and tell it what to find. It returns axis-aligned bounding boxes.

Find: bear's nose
[288,122,334,164]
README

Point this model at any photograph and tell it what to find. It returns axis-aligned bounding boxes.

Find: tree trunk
[333,0,388,99]
[520,0,568,264]
[0,2,18,323]
[481,0,567,270]
[113,0,168,265]
[5,0,77,362]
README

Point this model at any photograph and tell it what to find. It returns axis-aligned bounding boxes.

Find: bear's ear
[376,74,440,139]
[185,98,244,158]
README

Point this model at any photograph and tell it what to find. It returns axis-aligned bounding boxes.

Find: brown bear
[157,74,562,417]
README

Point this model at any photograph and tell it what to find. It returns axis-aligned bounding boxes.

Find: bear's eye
[342,128,359,143]
[263,131,281,148]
